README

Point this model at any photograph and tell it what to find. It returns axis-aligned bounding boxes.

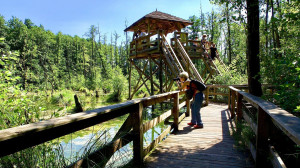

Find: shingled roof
[124,10,193,34]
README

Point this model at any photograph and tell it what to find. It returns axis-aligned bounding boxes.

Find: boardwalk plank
[144,103,254,168]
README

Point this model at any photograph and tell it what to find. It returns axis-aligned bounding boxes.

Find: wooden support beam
[159,54,163,93]
[255,107,270,167]
[143,126,171,157]
[129,60,147,99]
[172,92,179,132]
[129,59,132,99]
[186,98,191,117]
[243,111,258,135]
[228,89,231,110]
[70,131,134,168]
[131,60,151,96]
[269,146,287,168]
[237,93,243,121]
[132,103,144,166]
[230,90,236,119]
[143,110,172,133]
[149,56,154,96]
[113,114,133,141]
[205,87,209,106]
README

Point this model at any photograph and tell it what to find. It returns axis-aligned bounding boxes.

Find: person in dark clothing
[210,43,218,60]
[177,71,204,129]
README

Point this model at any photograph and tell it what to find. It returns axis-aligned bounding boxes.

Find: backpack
[185,88,194,100]
[185,79,206,100]
[190,79,206,92]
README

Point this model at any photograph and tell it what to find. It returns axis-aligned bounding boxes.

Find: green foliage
[107,66,128,102]
[232,121,256,150]
[210,58,247,85]
[0,142,67,168]
[260,1,300,114]
[206,0,299,114]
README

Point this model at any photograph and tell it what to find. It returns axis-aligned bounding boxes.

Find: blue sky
[0,0,214,42]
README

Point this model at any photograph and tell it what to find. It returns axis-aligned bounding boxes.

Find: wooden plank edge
[0,104,138,158]
[143,126,172,158]
[143,110,172,133]
[243,111,258,135]
[142,91,180,107]
[68,131,134,168]
[248,141,256,162]
[269,146,287,168]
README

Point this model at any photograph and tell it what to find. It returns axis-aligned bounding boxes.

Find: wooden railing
[203,84,249,106]
[0,90,189,167]
[129,32,160,56]
[2,84,295,167]
[228,86,300,167]
[174,38,204,83]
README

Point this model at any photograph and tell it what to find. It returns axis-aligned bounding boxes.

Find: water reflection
[60,102,185,167]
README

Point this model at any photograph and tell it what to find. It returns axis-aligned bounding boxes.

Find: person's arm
[178,81,189,90]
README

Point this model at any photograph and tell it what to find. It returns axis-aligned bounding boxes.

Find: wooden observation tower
[125,10,226,99]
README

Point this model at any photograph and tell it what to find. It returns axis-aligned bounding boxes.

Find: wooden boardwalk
[144,103,254,168]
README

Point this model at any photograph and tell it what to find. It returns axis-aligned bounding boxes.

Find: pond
[58,102,186,167]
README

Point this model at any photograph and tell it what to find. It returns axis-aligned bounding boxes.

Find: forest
[0,0,299,167]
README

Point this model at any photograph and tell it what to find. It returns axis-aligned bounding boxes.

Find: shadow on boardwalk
[144,103,254,168]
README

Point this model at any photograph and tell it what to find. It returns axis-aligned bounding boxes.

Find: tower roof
[124,10,192,34]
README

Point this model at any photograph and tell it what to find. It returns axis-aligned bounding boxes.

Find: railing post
[237,93,243,121]
[172,92,179,132]
[157,30,160,51]
[214,87,217,101]
[255,106,270,167]
[185,98,190,117]
[228,89,231,110]
[230,90,236,119]
[205,87,209,106]
[135,40,137,57]
[132,103,144,166]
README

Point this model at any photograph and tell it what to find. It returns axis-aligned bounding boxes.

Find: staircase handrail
[162,35,184,71]
[175,38,204,83]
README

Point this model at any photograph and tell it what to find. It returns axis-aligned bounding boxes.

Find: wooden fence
[228,86,300,167]
[1,85,298,167]
[0,90,189,167]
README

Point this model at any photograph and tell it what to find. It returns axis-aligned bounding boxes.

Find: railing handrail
[161,34,184,71]
[0,90,185,158]
[174,38,204,83]
[229,86,300,144]
[228,86,300,167]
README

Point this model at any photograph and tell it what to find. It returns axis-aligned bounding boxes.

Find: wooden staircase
[161,35,204,83]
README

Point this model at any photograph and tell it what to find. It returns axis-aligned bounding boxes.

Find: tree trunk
[246,0,263,97]
[74,95,84,112]
[265,0,269,51]
[226,3,232,64]
[211,11,215,42]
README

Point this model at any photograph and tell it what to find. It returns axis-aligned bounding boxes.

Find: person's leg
[190,100,196,124]
[193,93,204,126]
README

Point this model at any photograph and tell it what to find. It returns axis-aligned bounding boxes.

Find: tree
[24,19,34,29]
[225,3,232,64]
[246,0,262,97]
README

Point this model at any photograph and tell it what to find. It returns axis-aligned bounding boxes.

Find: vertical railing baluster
[132,103,144,166]
[256,107,270,167]
[237,93,243,121]
[230,90,236,119]
[185,97,190,117]
[228,88,231,110]
[205,87,209,106]
[172,92,179,132]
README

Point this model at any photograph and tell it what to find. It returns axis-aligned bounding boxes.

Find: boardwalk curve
[144,103,254,168]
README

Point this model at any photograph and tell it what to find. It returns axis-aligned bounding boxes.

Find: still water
[59,102,186,167]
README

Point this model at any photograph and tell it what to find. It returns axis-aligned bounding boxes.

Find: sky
[0,0,214,43]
